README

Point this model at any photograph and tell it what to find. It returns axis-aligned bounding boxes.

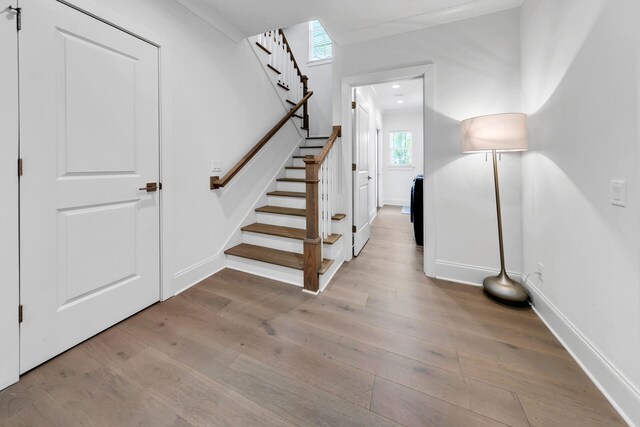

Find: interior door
[0,0,20,388]
[19,0,160,372]
[353,90,371,256]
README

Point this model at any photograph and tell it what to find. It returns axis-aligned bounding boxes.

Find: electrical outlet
[610,180,626,207]
[211,159,222,173]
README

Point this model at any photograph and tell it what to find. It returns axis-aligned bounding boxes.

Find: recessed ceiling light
[392,84,401,89]
[397,100,404,104]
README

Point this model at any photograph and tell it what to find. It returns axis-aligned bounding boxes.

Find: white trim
[302,289,320,296]
[172,254,226,296]
[523,279,640,427]
[387,165,415,170]
[383,198,411,207]
[308,58,332,67]
[435,259,521,287]
[341,63,436,277]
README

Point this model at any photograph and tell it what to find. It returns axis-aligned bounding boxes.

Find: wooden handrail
[210,91,313,190]
[303,125,342,293]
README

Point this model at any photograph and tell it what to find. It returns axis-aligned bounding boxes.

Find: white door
[353,90,371,256]
[19,0,160,372]
[0,0,20,388]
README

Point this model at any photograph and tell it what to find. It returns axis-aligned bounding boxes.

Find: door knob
[139,182,158,192]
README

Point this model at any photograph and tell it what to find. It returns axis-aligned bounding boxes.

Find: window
[390,131,412,166]
[309,20,332,62]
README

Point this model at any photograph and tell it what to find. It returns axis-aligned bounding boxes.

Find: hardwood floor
[0,206,625,426]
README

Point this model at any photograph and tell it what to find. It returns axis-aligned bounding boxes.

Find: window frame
[308,20,332,64]
[389,130,414,168]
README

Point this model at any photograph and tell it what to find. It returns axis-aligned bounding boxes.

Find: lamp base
[483,271,529,306]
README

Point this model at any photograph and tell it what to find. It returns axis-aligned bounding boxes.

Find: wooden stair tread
[276,177,305,182]
[286,99,296,106]
[267,64,281,74]
[255,42,271,54]
[300,146,324,149]
[256,205,347,221]
[284,166,305,170]
[292,155,307,159]
[306,136,330,140]
[266,190,305,198]
[225,244,333,274]
[256,206,306,217]
[241,223,342,245]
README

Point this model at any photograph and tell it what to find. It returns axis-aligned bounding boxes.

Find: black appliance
[410,175,424,246]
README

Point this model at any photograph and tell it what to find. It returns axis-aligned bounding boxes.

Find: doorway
[351,78,425,261]
[18,0,162,372]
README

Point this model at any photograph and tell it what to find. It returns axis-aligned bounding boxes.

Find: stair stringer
[248,36,307,140]
[218,137,303,265]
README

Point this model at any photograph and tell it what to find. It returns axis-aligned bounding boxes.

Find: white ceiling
[368,78,424,113]
[181,0,523,45]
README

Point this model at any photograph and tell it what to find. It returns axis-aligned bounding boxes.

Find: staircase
[225,135,345,292]
[215,31,344,293]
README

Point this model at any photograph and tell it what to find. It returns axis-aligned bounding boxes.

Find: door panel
[20,0,160,372]
[353,90,371,256]
[0,0,20,388]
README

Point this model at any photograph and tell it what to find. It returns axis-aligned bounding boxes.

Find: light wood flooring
[0,206,626,426]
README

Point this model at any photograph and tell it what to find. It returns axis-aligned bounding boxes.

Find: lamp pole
[482,149,529,305]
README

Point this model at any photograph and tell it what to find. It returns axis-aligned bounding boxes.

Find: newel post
[303,156,321,293]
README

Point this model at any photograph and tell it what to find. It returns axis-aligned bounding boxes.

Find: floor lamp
[460,113,529,306]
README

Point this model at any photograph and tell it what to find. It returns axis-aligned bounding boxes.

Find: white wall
[381,110,424,206]
[56,0,302,296]
[0,0,20,390]
[284,23,333,136]
[521,0,640,423]
[333,8,523,282]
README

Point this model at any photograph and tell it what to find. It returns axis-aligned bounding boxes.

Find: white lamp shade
[461,113,528,153]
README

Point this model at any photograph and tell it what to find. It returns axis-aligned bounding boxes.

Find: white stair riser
[299,147,322,156]
[277,181,306,192]
[285,169,305,179]
[267,195,305,209]
[243,232,340,258]
[293,158,305,167]
[227,256,303,287]
[257,212,307,228]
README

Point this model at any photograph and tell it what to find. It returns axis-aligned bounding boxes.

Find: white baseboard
[523,279,639,426]
[435,260,520,287]
[383,198,410,207]
[172,253,226,296]
[437,260,639,425]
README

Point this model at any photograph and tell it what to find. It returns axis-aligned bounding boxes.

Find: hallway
[0,207,624,426]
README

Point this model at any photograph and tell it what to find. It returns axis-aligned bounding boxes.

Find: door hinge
[8,6,21,31]
[18,305,23,323]
[352,163,356,171]
[17,158,23,176]
[351,101,356,109]
[352,225,356,233]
